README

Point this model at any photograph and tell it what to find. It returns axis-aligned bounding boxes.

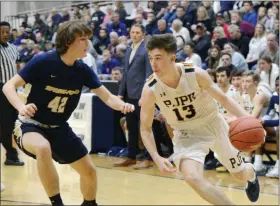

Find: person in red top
[215,13,230,39]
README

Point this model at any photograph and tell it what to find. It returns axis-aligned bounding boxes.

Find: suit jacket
[118,40,152,100]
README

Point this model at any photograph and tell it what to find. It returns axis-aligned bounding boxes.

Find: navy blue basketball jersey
[18,51,102,125]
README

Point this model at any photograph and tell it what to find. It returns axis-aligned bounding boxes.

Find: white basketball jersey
[217,85,243,114]
[242,86,268,118]
[147,62,218,130]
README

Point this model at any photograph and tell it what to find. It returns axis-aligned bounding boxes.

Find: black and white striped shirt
[0,43,19,83]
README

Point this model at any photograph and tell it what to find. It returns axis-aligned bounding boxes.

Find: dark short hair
[112,67,123,73]
[185,42,195,49]
[146,33,177,54]
[243,1,253,6]
[216,66,231,77]
[131,23,145,34]
[230,68,246,78]
[55,20,92,54]
[0,21,10,28]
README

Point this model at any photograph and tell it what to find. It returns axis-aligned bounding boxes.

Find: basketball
[229,116,265,152]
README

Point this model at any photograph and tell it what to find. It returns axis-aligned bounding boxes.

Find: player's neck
[159,64,181,89]
[60,52,77,66]
[221,83,230,93]
[248,87,257,100]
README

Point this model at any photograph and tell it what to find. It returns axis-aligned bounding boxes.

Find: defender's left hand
[121,103,135,114]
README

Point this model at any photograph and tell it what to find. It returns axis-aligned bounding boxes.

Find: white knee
[35,141,52,159]
[184,174,204,187]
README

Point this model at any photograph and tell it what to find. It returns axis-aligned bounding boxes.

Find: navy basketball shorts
[13,120,88,164]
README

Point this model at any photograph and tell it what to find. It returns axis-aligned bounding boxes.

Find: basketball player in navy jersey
[2,20,134,206]
[140,34,260,205]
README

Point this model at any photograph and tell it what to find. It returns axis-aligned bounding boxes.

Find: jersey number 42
[48,96,69,113]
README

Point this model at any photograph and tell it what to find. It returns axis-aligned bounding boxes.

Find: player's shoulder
[146,73,157,88]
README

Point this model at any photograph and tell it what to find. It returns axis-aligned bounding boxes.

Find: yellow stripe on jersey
[146,74,157,87]
[183,62,195,73]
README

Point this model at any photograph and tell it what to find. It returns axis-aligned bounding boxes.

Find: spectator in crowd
[82,52,97,74]
[72,5,82,20]
[145,12,157,35]
[258,56,279,92]
[51,8,62,26]
[220,53,237,72]
[215,12,230,39]
[272,19,279,38]
[230,68,246,103]
[259,33,279,67]
[134,13,148,27]
[108,31,119,58]
[95,28,110,55]
[91,4,105,28]
[230,10,255,37]
[184,42,202,67]
[111,67,123,82]
[61,8,70,23]
[171,19,191,46]
[44,40,54,52]
[228,24,250,58]
[107,12,127,37]
[116,43,127,68]
[202,0,216,30]
[206,45,221,71]
[113,1,127,22]
[192,23,211,61]
[100,49,120,77]
[246,23,267,69]
[257,6,275,33]
[9,28,18,43]
[35,32,45,51]
[165,6,186,27]
[14,27,36,46]
[242,1,258,25]
[181,0,196,32]
[33,13,47,34]
[212,26,228,50]
[162,2,179,26]
[223,43,248,70]
[32,44,44,57]
[192,6,213,35]
[103,5,114,26]
[152,19,172,35]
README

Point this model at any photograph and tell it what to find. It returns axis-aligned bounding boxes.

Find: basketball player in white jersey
[241,70,271,174]
[140,34,260,205]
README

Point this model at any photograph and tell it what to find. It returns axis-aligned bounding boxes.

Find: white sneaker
[1,183,5,192]
[265,166,279,178]
[254,164,267,176]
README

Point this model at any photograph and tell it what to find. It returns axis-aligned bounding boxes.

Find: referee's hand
[19,103,37,118]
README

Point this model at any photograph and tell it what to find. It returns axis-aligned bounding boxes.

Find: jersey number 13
[173,105,196,121]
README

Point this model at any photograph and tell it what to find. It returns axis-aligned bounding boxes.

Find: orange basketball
[229,116,265,152]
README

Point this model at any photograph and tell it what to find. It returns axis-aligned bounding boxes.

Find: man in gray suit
[114,24,153,168]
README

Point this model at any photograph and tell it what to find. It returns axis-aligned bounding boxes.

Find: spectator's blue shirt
[242,11,257,26]
[101,58,121,74]
[146,20,157,35]
[18,51,102,125]
[107,22,127,36]
[52,14,62,25]
[152,27,173,35]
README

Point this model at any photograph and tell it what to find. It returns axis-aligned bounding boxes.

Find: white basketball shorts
[170,113,244,173]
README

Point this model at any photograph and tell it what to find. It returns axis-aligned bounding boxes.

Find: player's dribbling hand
[19,103,37,118]
[154,156,177,174]
[121,103,135,114]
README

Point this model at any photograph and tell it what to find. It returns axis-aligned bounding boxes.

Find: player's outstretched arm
[140,84,176,174]
[91,85,134,114]
[195,68,249,117]
[2,74,37,118]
